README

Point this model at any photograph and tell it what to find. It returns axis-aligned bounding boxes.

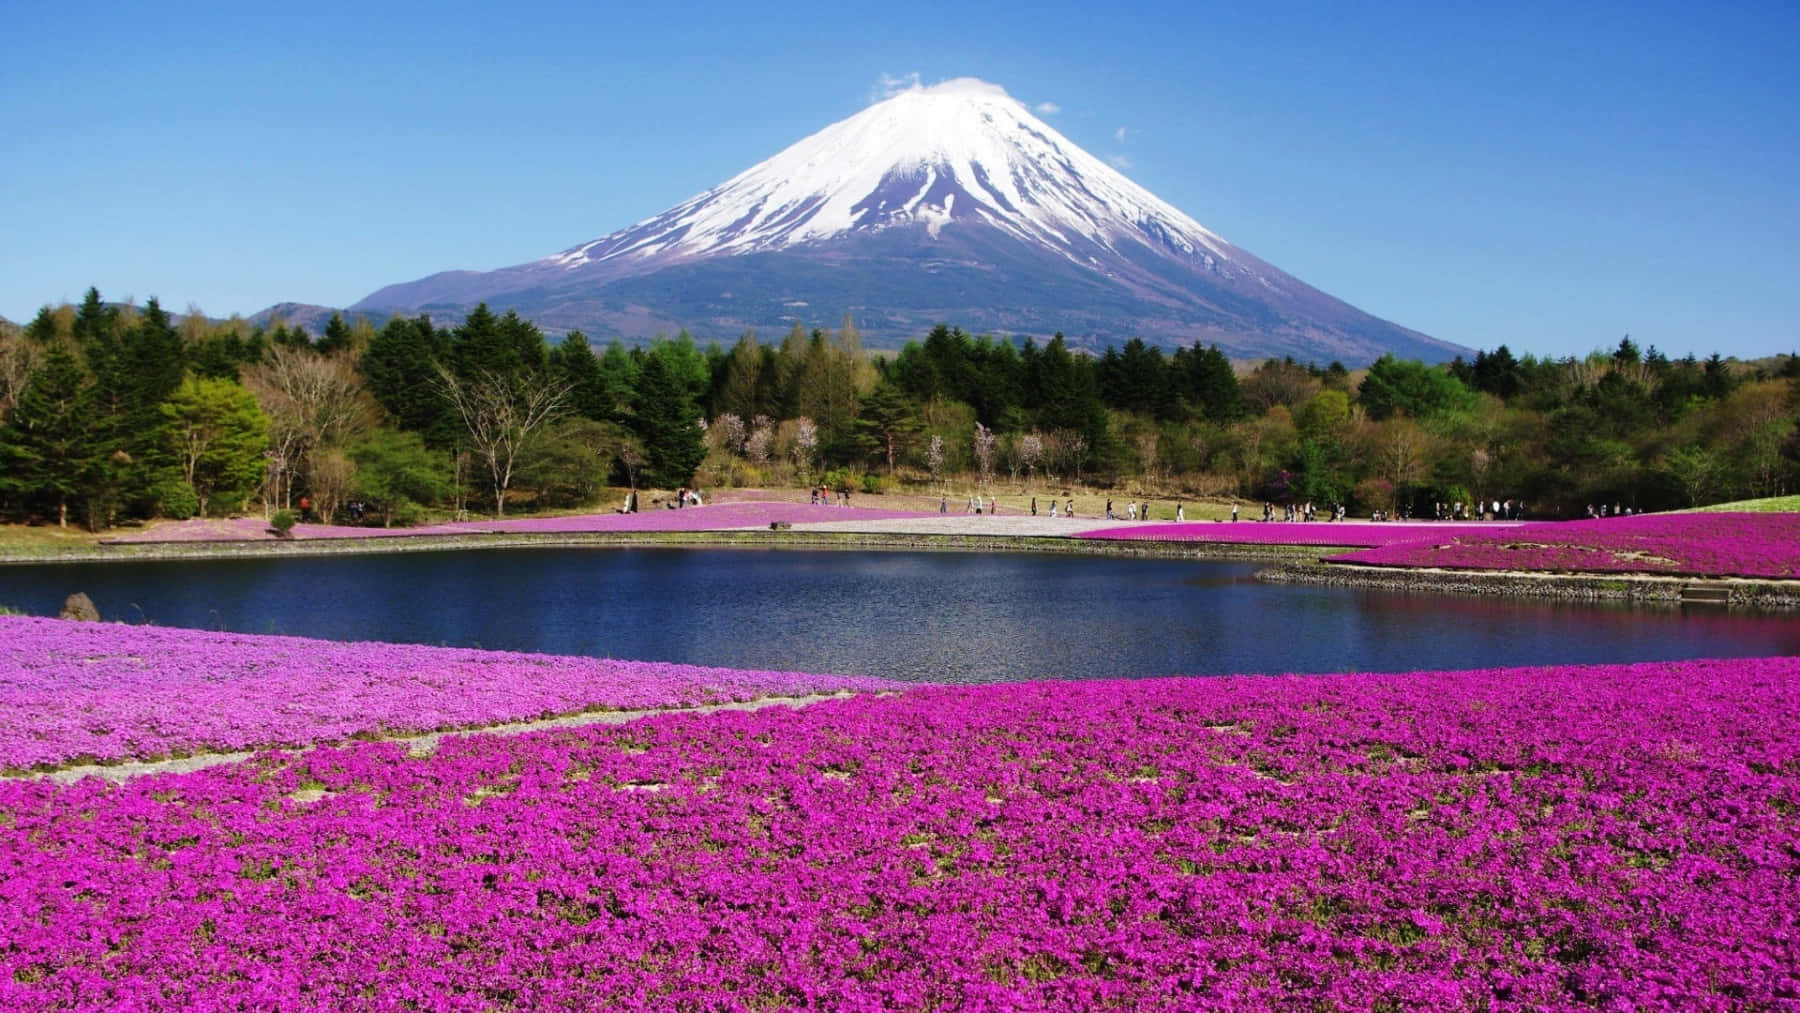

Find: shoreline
[0,526,1332,566]
[1260,560,1800,608]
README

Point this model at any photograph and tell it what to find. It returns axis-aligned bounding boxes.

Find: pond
[2,547,1795,682]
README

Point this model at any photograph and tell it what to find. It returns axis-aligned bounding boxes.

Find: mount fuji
[351,78,1462,363]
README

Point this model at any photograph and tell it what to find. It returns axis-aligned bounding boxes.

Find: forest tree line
[1,287,1796,530]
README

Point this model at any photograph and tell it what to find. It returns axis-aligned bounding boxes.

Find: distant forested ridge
[1,288,1795,530]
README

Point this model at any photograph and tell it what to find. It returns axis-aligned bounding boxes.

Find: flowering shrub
[1076,520,1513,548]
[2,656,1796,1009]
[1333,512,1800,579]
[0,616,893,772]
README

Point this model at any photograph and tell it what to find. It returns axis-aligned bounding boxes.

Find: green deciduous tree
[1358,355,1476,421]
[349,428,451,527]
[159,376,270,518]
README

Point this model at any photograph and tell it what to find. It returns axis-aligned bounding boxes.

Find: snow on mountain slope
[548,78,1235,276]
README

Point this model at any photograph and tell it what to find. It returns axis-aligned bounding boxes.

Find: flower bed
[1076,520,1516,548]
[1331,512,1800,579]
[3,657,1795,1009]
[102,501,933,544]
[0,616,893,772]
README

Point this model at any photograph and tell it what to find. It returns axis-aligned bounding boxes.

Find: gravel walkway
[24,692,867,785]
[752,513,1135,537]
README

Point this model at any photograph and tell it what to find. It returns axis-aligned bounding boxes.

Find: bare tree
[435,365,571,516]
[0,325,36,419]
[305,448,356,524]
[243,344,373,512]
[1378,418,1432,514]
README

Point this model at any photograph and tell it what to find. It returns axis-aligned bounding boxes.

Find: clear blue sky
[4,0,1796,361]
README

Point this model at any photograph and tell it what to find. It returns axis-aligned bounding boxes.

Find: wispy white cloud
[1034,101,1062,115]
[1114,126,1131,144]
[1109,154,1134,170]
[871,72,922,102]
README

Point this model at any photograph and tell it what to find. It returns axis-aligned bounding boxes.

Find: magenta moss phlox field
[1333,512,1800,579]
[0,617,891,771]
[3,657,1796,1009]
[1076,521,1512,548]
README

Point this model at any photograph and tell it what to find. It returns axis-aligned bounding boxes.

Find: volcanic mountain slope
[352,78,1462,363]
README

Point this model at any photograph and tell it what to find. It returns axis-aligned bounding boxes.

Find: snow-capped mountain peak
[547,77,1233,272]
[350,77,1463,364]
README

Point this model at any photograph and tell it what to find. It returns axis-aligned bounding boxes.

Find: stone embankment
[1259,561,1800,608]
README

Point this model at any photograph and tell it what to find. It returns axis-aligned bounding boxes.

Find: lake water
[3,547,1795,682]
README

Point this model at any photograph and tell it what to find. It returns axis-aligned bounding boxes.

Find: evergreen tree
[549,331,612,422]
[1027,334,1110,469]
[1172,344,1242,422]
[0,342,90,526]
[71,287,117,345]
[854,381,922,473]
[595,341,641,423]
[318,312,354,356]
[631,352,706,489]
[363,315,450,437]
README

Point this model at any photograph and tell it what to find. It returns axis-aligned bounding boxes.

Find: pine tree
[550,331,612,422]
[363,315,450,437]
[855,381,922,473]
[318,312,354,356]
[632,352,705,489]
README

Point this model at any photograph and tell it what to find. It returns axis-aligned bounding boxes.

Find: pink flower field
[1075,520,1517,548]
[2,646,1796,1010]
[0,616,893,772]
[1332,512,1800,579]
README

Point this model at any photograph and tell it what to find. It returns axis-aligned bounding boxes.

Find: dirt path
[22,691,872,785]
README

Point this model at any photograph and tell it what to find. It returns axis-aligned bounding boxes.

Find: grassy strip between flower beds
[1,656,1795,1010]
